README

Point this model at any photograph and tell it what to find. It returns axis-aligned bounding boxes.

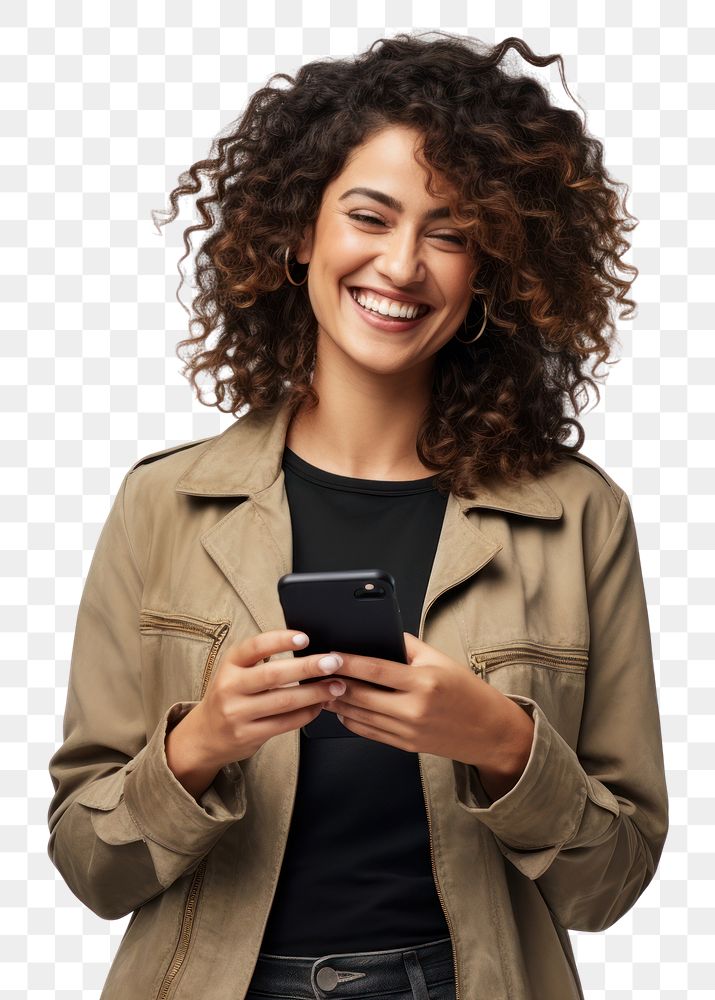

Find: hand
[178,629,344,779]
[321,632,535,785]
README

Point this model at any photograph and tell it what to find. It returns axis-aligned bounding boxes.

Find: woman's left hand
[321,631,535,780]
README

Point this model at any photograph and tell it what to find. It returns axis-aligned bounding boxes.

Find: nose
[375,228,426,287]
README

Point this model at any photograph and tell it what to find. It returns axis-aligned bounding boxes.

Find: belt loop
[402,949,430,1000]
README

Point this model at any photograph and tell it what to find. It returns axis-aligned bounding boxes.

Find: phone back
[278,569,407,739]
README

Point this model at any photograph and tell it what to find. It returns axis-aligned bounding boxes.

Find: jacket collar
[174,396,563,520]
[175,397,563,644]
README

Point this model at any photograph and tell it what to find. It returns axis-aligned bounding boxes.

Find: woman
[47,31,669,1000]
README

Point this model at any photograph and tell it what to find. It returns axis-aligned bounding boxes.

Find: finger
[403,631,426,665]
[323,699,409,742]
[327,651,413,692]
[232,633,340,694]
[223,631,334,691]
[251,652,348,695]
[249,700,326,739]
[331,680,411,720]
[224,630,311,670]
[250,675,346,719]
[331,708,410,751]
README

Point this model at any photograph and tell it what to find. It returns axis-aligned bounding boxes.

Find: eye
[348,212,387,227]
[347,213,465,246]
[432,233,466,246]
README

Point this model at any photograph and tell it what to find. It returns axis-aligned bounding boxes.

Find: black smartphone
[277,569,407,739]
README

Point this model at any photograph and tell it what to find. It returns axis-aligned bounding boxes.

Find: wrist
[165,704,222,800]
[473,695,535,801]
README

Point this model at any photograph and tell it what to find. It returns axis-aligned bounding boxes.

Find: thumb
[403,631,455,669]
[402,630,422,664]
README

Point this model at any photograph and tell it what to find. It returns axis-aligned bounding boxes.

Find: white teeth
[351,287,428,320]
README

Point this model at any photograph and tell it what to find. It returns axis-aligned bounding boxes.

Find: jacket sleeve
[452,489,669,932]
[47,469,247,921]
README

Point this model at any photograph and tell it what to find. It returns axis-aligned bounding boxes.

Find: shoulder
[124,434,216,489]
[117,433,221,528]
[539,449,629,554]
[128,436,215,474]
[548,450,625,508]
[113,433,225,563]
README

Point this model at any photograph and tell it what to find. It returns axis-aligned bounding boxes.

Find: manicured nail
[328,681,346,696]
[293,633,309,647]
[318,654,342,673]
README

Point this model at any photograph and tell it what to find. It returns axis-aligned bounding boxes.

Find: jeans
[244,934,456,1000]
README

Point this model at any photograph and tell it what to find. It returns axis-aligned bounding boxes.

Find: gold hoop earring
[284,246,309,286]
[454,294,488,344]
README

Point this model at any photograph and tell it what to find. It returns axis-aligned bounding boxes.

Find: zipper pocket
[140,610,231,1000]
[139,609,231,699]
[469,640,588,680]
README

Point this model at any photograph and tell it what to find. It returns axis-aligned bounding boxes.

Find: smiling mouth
[349,287,431,321]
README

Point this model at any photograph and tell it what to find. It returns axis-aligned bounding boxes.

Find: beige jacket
[47,399,669,1000]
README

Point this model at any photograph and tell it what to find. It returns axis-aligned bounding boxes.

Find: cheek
[333,230,374,267]
[444,267,474,306]
[316,214,364,255]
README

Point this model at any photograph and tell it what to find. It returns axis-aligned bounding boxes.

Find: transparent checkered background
[2,1,714,997]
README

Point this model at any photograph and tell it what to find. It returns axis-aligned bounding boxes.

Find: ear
[295,223,314,265]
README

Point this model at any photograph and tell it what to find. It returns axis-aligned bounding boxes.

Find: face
[295,125,475,378]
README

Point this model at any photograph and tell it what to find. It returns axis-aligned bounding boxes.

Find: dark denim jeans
[244,934,456,1000]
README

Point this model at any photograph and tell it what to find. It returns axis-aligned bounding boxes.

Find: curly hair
[152,31,638,498]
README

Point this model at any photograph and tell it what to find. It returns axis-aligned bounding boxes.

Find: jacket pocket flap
[89,797,144,845]
[585,776,621,816]
[73,768,128,811]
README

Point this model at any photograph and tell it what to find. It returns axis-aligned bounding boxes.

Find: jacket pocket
[139,609,232,703]
[468,639,588,750]
[468,639,589,680]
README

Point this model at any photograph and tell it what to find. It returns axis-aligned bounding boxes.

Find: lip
[348,285,431,308]
[345,285,431,333]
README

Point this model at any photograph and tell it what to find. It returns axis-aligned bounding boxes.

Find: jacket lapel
[174,399,563,637]
[176,403,297,634]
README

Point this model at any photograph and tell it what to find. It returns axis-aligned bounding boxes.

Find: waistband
[250,934,454,998]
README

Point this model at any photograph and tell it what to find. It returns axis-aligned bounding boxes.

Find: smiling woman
[279,123,477,477]
[46,29,667,1000]
[148,29,639,495]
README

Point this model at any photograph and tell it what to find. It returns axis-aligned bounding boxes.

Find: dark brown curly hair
[152,31,638,498]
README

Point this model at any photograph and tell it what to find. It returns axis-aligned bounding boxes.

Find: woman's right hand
[165,630,345,799]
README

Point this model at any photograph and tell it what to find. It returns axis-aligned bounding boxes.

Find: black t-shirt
[258,446,451,954]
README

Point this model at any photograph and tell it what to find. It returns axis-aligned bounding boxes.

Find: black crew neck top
[258,445,451,954]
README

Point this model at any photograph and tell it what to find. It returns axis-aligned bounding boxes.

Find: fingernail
[293,633,309,647]
[318,654,342,673]
[328,681,346,696]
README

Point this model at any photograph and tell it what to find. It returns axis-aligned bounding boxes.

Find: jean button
[316,965,339,990]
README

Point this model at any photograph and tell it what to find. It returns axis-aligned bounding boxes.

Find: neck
[285,333,436,481]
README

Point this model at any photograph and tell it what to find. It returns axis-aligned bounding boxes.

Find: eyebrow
[338,186,453,221]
